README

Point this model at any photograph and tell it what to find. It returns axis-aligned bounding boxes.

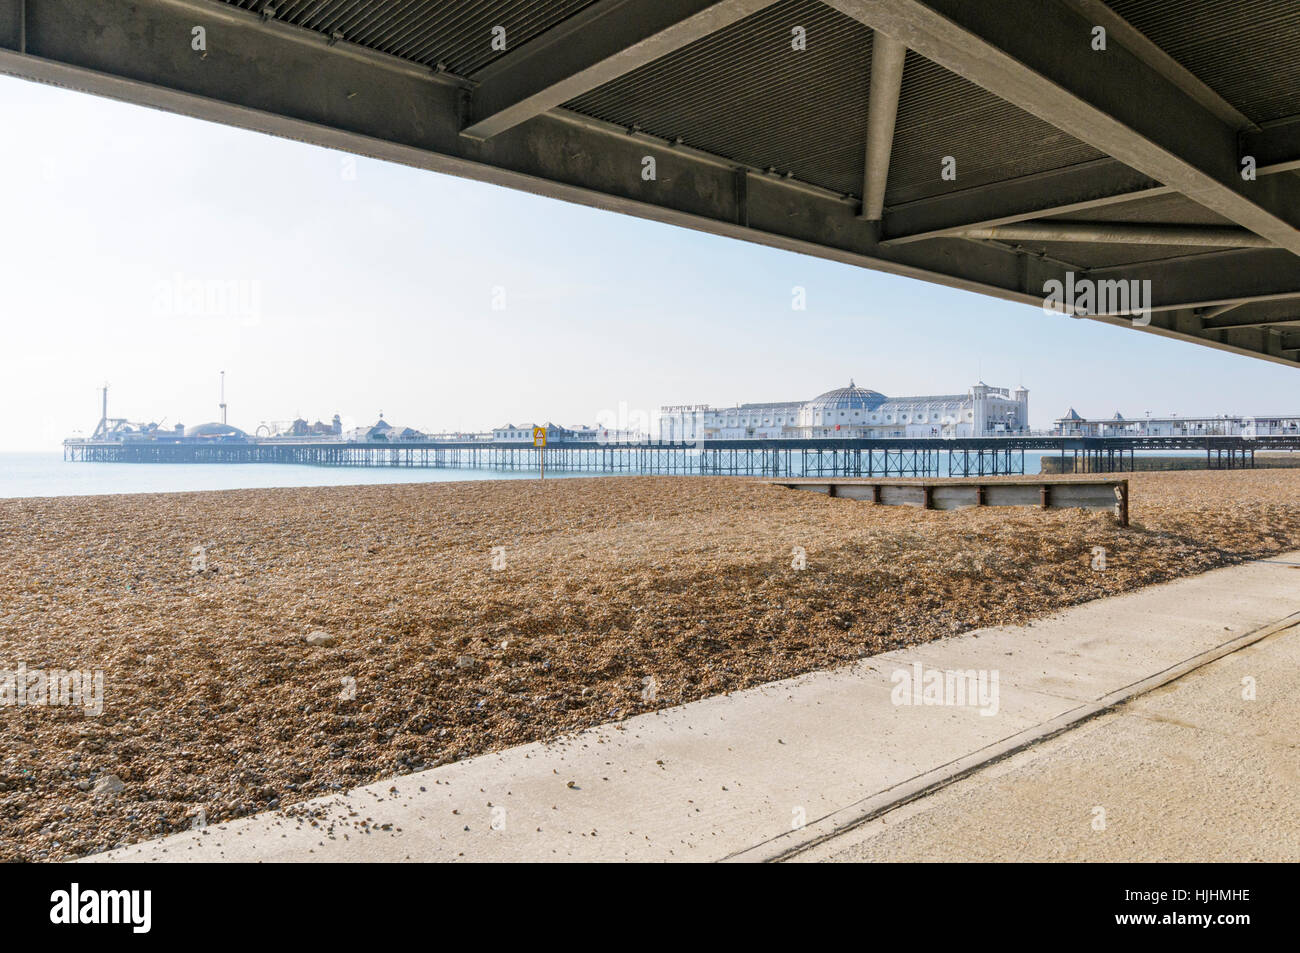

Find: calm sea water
[0,452,609,499]
[0,450,1071,499]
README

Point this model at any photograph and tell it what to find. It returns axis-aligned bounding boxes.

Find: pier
[61,436,1298,477]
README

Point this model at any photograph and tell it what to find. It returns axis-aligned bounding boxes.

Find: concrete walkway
[89,552,1300,862]
[793,619,1300,862]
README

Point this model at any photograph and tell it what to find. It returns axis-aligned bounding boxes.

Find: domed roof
[184,422,248,438]
[805,380,887,410]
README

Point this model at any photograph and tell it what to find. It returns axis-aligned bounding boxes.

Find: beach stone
[305,631,337,647]
[5,471,1300,862]
[454,655,483,672]
[93,774,125,796]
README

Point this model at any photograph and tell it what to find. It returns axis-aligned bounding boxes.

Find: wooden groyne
[769,477,1129,526]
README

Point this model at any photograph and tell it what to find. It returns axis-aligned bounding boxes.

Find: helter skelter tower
[93,383,109,439]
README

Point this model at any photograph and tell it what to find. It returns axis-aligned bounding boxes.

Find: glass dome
[184,422,248,439]
[804,380,888,411]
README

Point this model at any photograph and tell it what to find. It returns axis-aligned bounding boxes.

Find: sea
[0,452,611,499]
[0,450,1080,499]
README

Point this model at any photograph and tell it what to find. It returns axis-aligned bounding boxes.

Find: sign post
[533,426,547,480]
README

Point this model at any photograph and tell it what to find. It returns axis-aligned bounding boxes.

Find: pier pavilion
[659,381,1028,441]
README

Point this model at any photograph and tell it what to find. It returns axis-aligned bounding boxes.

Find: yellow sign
[532,426,547,448]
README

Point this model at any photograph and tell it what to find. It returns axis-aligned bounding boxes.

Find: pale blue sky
[1,74,1296,450]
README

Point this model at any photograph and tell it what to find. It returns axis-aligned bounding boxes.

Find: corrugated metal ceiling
[1107,0,1300,124]
[222,0,598,76]
[887,55,1104,206]
[563,0,1105,204]
[216,1,1294,213]
[1043,192,1237,228]
[565,1,872,196]
[214,0,1299,279]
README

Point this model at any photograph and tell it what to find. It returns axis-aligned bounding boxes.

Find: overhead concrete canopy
[2,0,1299,365]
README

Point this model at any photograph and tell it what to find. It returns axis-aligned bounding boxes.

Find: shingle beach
[2,470,1299,860]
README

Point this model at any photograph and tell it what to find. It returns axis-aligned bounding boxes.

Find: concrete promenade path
[89,552,1300,863]
[795,619,1300,862]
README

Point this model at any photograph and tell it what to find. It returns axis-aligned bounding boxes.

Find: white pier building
[658,381,1028,441]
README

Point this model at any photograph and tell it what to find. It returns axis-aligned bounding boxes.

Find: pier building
[1056,411,1300,438]
[658,382,1029,442]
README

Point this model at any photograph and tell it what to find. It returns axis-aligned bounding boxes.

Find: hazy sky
[1,74,1296,450]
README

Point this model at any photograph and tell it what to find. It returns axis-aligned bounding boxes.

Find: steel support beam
[460,0,777,141]
[858,31,906,222]
[1197,304,1244,322]
[826,0,1300,254]
[882,159,1167,245]
[1056,0,1255,132]
[1093,250,1300,314]
[1202,314,1300,332]
[1242,116,1300,176]
[884,120,1300,246]
[960,222,1273,248]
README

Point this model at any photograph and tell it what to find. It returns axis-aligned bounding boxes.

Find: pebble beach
[2,470,1300,861]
